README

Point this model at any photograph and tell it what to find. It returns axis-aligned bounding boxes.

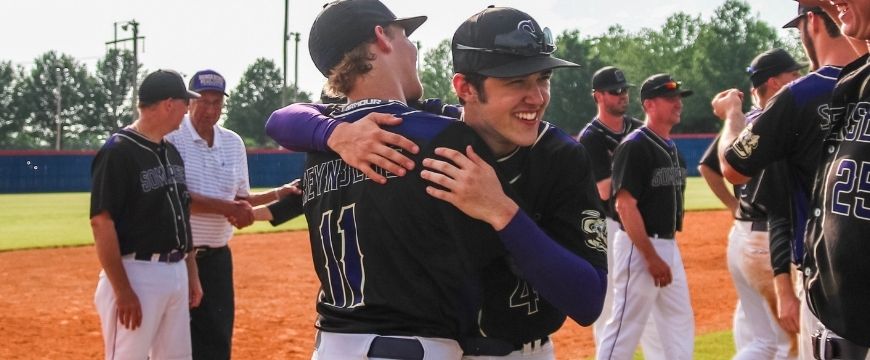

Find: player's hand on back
[327,112,419,184]
[115,287,143,330]
[421,146,518,231]
[645,254,673,287]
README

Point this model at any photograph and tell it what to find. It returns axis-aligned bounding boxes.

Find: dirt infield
[0,210,734,359]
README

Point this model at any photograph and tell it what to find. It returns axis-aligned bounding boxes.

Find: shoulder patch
[581,210,607,253]
[732,126,760,159]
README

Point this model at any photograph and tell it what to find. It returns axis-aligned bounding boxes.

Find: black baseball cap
[592,66,634,91]
[138,69,201,103]
[309,0,427,77]
[783,4,825,29]
[640,74,693,100]
[746,48,806,88]
[452,6,579,78]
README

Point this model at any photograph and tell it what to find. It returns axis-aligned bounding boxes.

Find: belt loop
[820,327,830,360]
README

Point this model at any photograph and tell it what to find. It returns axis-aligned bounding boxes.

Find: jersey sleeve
[699,135,722,175]
[90,139,131,219]
[577,133,612,182]
[265,103,337,152]
[611,139,649,201]
[724,90,797,177]
[267,192,304,226]
[756,162,796,275]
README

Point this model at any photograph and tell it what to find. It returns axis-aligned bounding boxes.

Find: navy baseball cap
[189,69,228,96]
[640,74,692,100]
[782,4,825,29]
[452,6,579,78]
[746,48,806,88]
[592,66,634,91]
[309,0,427,77]
[138,69,200,103]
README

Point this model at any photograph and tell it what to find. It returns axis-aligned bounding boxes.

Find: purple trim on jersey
[265,103,337,152]
[498,210,607,325]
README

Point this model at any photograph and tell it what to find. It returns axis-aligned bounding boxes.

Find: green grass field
[0,178,723,251]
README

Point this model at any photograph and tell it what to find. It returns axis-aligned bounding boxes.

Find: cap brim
[193,88,229,97]
[395,16,427,36]
[782,14,803,28]
[477,56,580,78]
[186,90,202,99]
[595,83,635,91]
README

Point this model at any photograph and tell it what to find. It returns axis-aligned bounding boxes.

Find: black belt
[618,226,674,239]
[813,330,869,360]
[751,220,767,232]
[367,336,424,360]
[461,337,550,356]
[195,245,228,258]
[132,250,185,263]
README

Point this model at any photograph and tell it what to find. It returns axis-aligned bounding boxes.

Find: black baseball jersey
[90,128,192,255]
[301,99,506,340]
[700,109,789,222]
[474,122,608,345]
[612,127,687,236]
[576,116,644,218]
[724,66,841,265]
[805,54,870,346]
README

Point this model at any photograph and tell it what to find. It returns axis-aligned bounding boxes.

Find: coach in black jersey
[90,69,202,359]
[800,0,870,355]
[576,66,661,355]
[597,74,693,360]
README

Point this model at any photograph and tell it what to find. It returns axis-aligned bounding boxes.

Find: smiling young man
[266,6,607,359]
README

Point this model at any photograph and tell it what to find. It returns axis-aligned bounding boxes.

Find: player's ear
[453,73,476,103]
[373,25,393,53]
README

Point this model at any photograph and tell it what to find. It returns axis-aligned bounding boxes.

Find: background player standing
[699,48,803,360]
[597,73,694,360]
[90,69,201,359]
[576,66,663,359]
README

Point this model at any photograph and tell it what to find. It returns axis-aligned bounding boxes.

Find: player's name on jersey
[141,164,186,193]
[831,101,870,141]
[301,158,398,205]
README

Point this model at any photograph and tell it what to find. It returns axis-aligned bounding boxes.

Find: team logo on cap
[581,210,607,253]
[614,70,625,83]
[518,20,538,38]
[733,126,760,159]
[197,74,225,88]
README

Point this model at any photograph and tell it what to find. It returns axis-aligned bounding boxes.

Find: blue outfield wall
[0,134,715,193]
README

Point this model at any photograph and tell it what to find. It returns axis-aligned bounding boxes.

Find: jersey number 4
[318,204,365,308]
[510,279,540,315]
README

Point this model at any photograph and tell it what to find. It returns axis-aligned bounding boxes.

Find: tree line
[0,51,310,150]
[419,0,802,135]
[0,0,797,150]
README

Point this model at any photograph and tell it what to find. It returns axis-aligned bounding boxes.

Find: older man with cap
[576,66,664,359]
[90,69,202,359]
[596,74,694,360]
[164,69,297,359]
[700,48,803,360]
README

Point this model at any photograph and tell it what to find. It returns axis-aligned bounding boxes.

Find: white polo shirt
[166,115,250,248]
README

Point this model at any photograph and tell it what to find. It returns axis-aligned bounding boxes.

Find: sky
[1,0,797,98]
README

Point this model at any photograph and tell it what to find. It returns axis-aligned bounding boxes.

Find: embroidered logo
[733,126,760,159]
[581,210,607,253]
